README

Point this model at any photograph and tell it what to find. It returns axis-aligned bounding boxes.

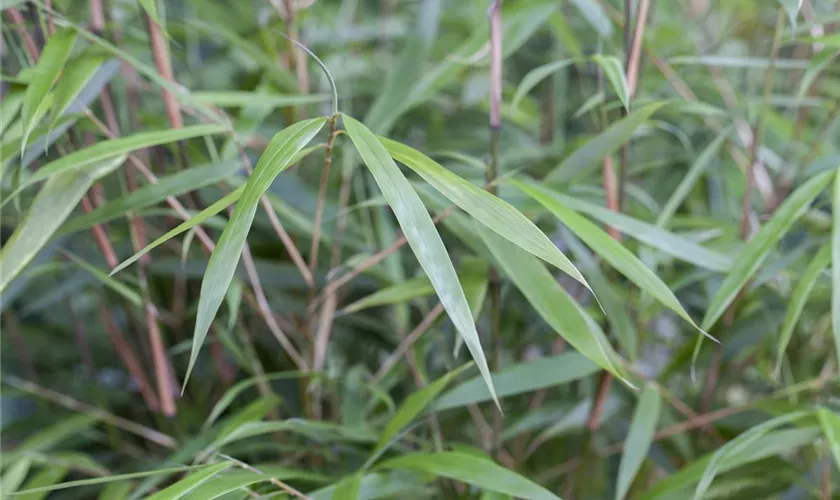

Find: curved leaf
[616,384,661,500]
[146,463,232,500]
[512,59,575,109]
[343,113,499,409]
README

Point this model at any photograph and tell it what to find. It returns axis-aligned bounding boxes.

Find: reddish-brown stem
[144,12,184,130]
[309,116,339,274]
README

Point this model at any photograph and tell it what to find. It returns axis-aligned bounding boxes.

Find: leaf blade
[615,384,661,500]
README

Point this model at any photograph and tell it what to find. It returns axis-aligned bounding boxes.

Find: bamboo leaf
[433,353,599,411]
[511,59,575,109]
[818,407,840,473]
[146,463,232,500]
[20,27,77,157]
[342,276,434,314]
[187,117,325,386]
[374,363,473,455]
[515,179,714,341]
[568,0,613,37]
[0,156,124,292]
[333,473,363,500]
[477,224,630,384]
[378,452,560,500]
[592,54,629,111]
[191,91,331,108]
[4,124,227,203]
[17,465,67,500]
[61,160,240,234]
[384,138,590,290]
[343,114,499,409]
[833,169,840,370]
[775,243,830,376]
[778,0,803,34]
[9,467,200,497]
[702,170,833,330]
[616,385,661,500]
[49,54,106,130]
[64,251,142,307]
[110,187,243,276]
[545,102,666,183]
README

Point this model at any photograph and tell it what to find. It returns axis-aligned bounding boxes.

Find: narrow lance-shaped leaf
[343,113,499,408]
[545,102,665,183]
[374,363,473,456]
[511,59,575,109]
[145,463,232,500]
[187,117,326,386]
[384,138,591,291]
[702,169,833,330]
[0,156,125,293]
[477,224,630,384]
[775,243,830,376]
[17,465,67,500]
[592,54,629,111]
[615,384,661,500]
[657,131,728,227]
[3,124,227,205]
[568,0,613,37]
[49,54,107,130]
[818,407,840,473]
[833,169,840,368]
[20,27,77,157]
[378,452,560,500]
[110,187,243,276]
[515,179,715,342]
[8,467,201,497]
[333,473,363,500]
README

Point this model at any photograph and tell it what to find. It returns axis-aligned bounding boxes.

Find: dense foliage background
[1,0,840,498]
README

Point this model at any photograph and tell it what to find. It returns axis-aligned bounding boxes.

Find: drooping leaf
[374,363,473,455]
[343,276,434,314]
[477,224,630,384]
[511,59,575,109]
[204,371,313,428]
[378,452,560,500]
[343,114,499,408]
[0,156,124,292]
[64,251,142,307]
[4,124,227,203]
[384,138,590,290]
[545,102,666,183]
[20,27,77,157]
[145,463,232,500]
[702,170,833,330]
[592,54,629,111]
[694,411,810,500]
[433,353,599,411]
[796,48,840,99]
[817,407,840,473]
[10,466,200,497]
[109,187,243,276]
[615,384,661,500]
[515,179,713,341]
[187,117,326,386]
[775,243,831,376]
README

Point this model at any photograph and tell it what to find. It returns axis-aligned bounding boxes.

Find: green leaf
[546,102,666,183]
[433,353,599,411]
[833,169,840,370]
[191,91,331,108]
[343,113,499,409]
[205,371,313,428]
[657,131,728,227]
[378,452,560,500]
[384,138,590,290]
[49,54,106,130]
[694,411,809,500]
[2,460,32,496]
[374,363,473,455]
[543,190,732,271]
[818,407,840,473]
[616,384,661,500]
[64,251,142,307]
[9,466,201,497]
[592,54,629,111]
[568,0,613,37]
[477,224,630,384]
[146,463,232,500]
[17,465,67,500]
[139,0,161,26]
[0,156,124,293]
[511,59,575,109]
[702,170,833,330]
[109,187,243,276]
[61,160,240,234]
[796,48,839,99]
[4,124,227,203]
[333,473,363,500]
[778,0,803,34]
[775,243,830,376]
[186,471,279,500]
[515,179,713,341]
[216,420,376,449]
[188,117,325,385]
[342,276,435,314]
[20,27,77,157]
